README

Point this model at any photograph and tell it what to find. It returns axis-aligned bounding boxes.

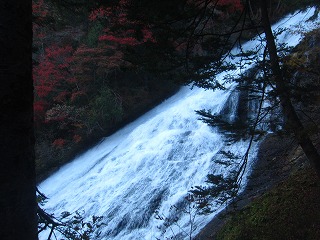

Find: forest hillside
[33,0,317,182]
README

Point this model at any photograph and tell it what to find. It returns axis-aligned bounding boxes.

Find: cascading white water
[38,8,319,240]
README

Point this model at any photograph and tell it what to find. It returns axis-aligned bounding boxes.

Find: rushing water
[39,8,319,240]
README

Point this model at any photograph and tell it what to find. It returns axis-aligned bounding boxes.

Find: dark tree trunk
[259,0,320,177]
[0,1,37,239]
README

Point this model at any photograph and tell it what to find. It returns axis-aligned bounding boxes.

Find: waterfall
[38,8,319,240]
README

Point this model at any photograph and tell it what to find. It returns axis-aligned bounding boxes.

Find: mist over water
[39,8,319,240]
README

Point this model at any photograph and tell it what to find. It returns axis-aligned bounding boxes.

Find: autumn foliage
[33,0,243,179]
[33,45,75,120]
[89,0,155,46]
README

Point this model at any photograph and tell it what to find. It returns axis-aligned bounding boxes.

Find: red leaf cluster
[33,45,75,100]
[52,138,66,148]
[33,44,79,126]
[32,0,48,18]
[73,134,82,143]
[89,0,155,47]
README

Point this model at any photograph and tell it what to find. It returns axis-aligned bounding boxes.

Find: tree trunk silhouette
[260,0,320,177]
[0,1,37,239]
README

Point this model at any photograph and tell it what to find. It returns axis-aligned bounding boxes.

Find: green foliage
[216,169,320,240]
[196,109,251,142]
[55,211,105,240]
[190,170,239,214]
[284,28,320,105]
[87,87,123,130]
[37,191,105,240]
[85,22,104,47]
